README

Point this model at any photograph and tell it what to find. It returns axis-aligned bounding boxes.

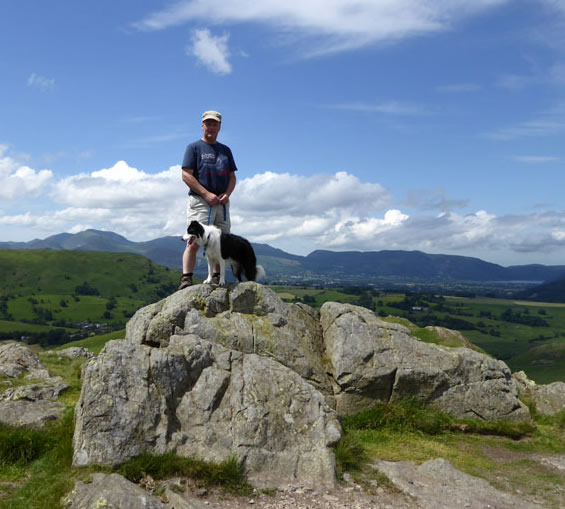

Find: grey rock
[62,473,166,509]
[45,347,95,360]
[73,336,341,487]
[373,458,544,509]
[320,302,530,421]
[0,400,65,427]
[513,371,565,416]
[533,454,565,472]
[0,343,69,427]
[127,282,331,396]
[0,342,50,379]
[1,382,69,402]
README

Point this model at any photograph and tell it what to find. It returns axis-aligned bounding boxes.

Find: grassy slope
[0,250,182,338]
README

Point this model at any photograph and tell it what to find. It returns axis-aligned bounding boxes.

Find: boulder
[0,343,69,427]
[73,335,341,487]
[62,473,166,509]
[126,282,332,397]
[372,458,544,509]
[320,302,530,421]
[46,347,95,360]
[0,343,50,379]
[1,382,69,402]
[0,400,65,427]
[513,371,565,416]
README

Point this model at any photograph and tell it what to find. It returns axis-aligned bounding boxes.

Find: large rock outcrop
[321,302,530,421]
[73,334,341,487]
[73,283,537,487]
[125,284,332,399]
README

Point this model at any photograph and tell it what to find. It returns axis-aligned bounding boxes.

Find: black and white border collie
[183,220,266,286]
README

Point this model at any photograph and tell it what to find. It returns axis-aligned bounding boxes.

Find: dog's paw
[203,278,212,284]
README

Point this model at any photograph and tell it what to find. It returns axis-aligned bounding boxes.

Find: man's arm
[182,168,220,206]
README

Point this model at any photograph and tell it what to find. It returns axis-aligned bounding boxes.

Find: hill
[2,229,565,286]
[0,249,178,300]
[520,277,565,303]
[0,250,181,345]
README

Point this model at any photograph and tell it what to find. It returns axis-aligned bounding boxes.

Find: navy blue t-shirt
[182,140,237,196]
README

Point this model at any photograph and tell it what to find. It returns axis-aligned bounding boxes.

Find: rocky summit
[71,282,535,488]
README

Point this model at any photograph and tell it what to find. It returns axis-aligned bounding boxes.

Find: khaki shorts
[186,194,231,233]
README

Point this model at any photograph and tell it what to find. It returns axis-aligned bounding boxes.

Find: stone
[62,473,166,509]
[373,458,544,509]
[126,282,332,397]
[72,335,341,487]
[0,382,69,402]
[0,342,50,379]
[320,302,530,421]
[45,347,95,360]
[513,371,565,416]
[0,400,65,427]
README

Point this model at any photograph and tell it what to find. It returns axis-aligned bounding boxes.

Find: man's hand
[205,192,220,206]
[218,193,230,205]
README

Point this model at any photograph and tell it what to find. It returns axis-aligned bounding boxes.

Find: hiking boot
[177,274,193,291]
[210,273,221,285]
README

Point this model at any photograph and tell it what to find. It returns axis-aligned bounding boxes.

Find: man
[177,110,238,290]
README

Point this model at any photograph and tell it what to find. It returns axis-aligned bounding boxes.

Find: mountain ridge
[2,229,565,284]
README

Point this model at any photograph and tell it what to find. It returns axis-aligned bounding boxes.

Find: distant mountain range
[2,229,565,285]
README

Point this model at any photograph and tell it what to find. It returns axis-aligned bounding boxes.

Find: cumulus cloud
[187,29,232,74]
[0,146,53,199]
[1,159,565,264]
[133,0,510,56]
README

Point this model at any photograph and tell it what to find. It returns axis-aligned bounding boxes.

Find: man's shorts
[186,194,231,234]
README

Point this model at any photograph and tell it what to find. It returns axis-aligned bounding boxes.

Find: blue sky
[1,0,565,267]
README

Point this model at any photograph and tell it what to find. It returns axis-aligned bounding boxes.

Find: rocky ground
[158,474,420,509]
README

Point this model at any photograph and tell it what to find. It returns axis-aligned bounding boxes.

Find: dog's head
[183,220,205,245]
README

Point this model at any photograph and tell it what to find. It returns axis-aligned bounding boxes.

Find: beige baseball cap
[202,110,222,122]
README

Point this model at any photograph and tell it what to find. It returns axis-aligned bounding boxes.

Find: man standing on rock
[177,110,238,290]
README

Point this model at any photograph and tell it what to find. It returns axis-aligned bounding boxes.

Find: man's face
[202,119,221,142]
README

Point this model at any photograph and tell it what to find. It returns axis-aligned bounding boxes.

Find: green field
[0,250,182,344]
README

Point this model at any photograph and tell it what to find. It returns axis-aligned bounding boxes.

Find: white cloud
[188,29,232,74]
[51,160,181,209]
[134,0,510,56]
[0,146,53,199]
[27,72,55,90]
[1,159,565,264]
[513,155,560,163]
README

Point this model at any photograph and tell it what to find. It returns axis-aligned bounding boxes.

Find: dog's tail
[256,265,266,281]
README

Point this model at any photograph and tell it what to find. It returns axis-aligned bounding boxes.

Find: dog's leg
[203,256,214,284]
[218,257,227,286]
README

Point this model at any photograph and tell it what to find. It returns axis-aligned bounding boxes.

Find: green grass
[52,329,125,355]
[117,452,253,496]
[338,399,565,508]
[0,408,77,509]
[0,414,253,508]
